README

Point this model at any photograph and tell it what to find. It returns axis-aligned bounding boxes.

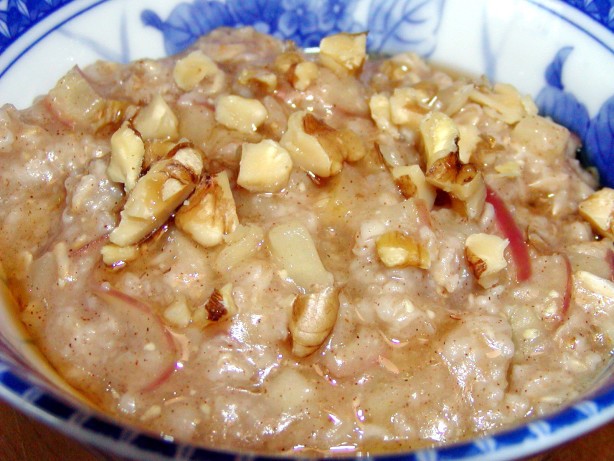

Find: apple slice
[561,255,572,317]
[486,187,532,282]
[94,286,177,393]
[606,249,614,281]
[46,66,126,131]
[530,254,572,322]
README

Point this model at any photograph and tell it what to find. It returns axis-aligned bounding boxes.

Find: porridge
[0,27,613,454]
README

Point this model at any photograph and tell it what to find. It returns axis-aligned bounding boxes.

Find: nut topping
[319,32,367,75]
[289,286,339,357]
[175,170,239,248]
[173,50,222,91]
[215,94,268,134]
[376,231,430,269]
[579,188,614,239]
[420,111,459,169]
[109,146,203,246]
[389,87,431,129]
[107,121,145,192]
[292,61,319,90]
[420,112,487,219]
[133,94,179,140]
[280,111,365,178]
[237,139,293,192]
[238,68,278,92]
[194,283,238,326]
[391,165,437,209]
[101,243,139,268]
[465,233,509,288]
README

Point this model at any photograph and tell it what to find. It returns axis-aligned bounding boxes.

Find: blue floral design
[141,1,237,55]
[535,48,591,138]
[562,0,614,31]
[141,0,444,56]
[226,0,283,34]
[367,0,445,56]
[277,0,320,45]
[585,96,614,186]
[141,0,363,55]
[536,47,614,187]
[0,0,73,54]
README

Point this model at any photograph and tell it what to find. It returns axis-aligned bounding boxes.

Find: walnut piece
[109,146,203,246]
[319,32,367,75]
[175,170,239,248]
[465,233,509,288]
[173,50,223,92]
[215,94,268,134]
[133,94,179,140]
[107,121,145,192]
[193,283,238,326]
[376,231,430,269]
[237,139,293,192]
[391,165,437,209]
[579,188,614,239]
[280,111,365,178]
[290,286,339,357]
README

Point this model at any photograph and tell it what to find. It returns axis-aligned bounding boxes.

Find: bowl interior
[0,1,613,460]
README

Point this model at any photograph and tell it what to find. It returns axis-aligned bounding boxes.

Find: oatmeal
[0,27,612,454]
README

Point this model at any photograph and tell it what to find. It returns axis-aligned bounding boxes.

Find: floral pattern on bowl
[562,0,614,30]
[0,0,73,52]
[141,0,445,56]
[536,45,614,186]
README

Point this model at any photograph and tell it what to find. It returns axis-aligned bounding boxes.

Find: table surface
[0,399,612,461]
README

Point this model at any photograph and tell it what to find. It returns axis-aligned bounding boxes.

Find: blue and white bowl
[0,1,612,460]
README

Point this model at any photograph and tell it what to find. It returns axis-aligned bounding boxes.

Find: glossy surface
[0,1,612,460]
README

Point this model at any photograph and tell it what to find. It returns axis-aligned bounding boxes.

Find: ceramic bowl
[0,1,612,460]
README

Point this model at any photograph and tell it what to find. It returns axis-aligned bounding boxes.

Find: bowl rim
[0,0,613,459]
[2,357,614,461]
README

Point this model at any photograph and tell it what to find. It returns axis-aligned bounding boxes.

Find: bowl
[0,1,612,460]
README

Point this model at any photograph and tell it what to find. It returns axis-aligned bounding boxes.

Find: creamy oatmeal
[0,27,613,454]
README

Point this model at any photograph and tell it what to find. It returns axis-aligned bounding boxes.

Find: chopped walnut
[109,146,203,246]
[420,112,486,219]
[173,50,223,91]
[194,284,237,326]
[280,111,365,178]
[175,170,239,248]
[319,32,367,75]
[292,61,319,90]
[391,165,437,209]
[133,94,179,140]
[389,87,431,130]
[465,233,509,288]
[107,121,145,192]
[376,231,430,269]
[238,68,278,92]
[237,139,293,192]
[579,188,614,239]
[420,111,460,168]
[290,286,339,357]
[215,94,268,134]
[100,244,139,268]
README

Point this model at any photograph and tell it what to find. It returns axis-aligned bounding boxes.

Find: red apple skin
[94,287,178,393]
[606,249,614,281]
[486,187,532,282]
[561,255,572,318]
